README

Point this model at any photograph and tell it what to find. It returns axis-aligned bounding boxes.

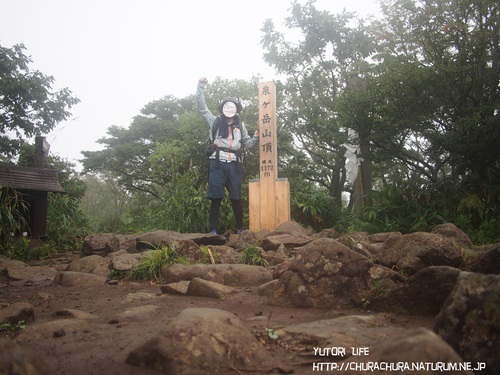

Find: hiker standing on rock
[196,77,259,235]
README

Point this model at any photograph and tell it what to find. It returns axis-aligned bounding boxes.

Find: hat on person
[218,97,243,114]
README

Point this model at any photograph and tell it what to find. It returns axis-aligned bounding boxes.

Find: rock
[123,292,159,303]
[50,271,108,287]
[343,328,473,375]
[311,227,340,239]
[434,272,499,375]
[373,266,460,315]
[0,302,35,324]
[161,263,273,287]
[0,338,54,375]
[367,232,402,243]
[275,220,314,236]
[283,314,408,352]
[0,256,26,270]
[160,280,190,295]
[54,308,98,320]
[272,258,293,279]
[182,232,229,246]
[469,243,500,274]
[432,223,474,249]
[336,231,370,249]
[262,243,289,266]
[394,254,426,274]
[208,245,238,264]
[271,238,404,309]
[169,238,205,262]
[68,254,110,277]
[227,230,260,250]
[81,233,135,256]
[4,264,57,286]
[255,279,279,296]
[125,307,287,374]
[261,232,312,251]
[186,277,237,299]
[117,305,159,321]
[107,250,154,272]
[15,319,91,342]
[136,230,226,250]
[378,232,463,274]
[135,229,181,249]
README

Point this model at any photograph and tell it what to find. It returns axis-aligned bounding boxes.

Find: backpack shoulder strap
[211,116,221,142]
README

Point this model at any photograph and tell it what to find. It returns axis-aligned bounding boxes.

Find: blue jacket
[196,82,259,162]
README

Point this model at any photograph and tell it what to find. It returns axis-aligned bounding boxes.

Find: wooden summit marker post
[249,81,290,231]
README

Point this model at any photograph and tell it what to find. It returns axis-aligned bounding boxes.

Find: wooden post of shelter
[249,81,290,231]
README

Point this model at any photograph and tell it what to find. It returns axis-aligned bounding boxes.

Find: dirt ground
[0,254,435,375]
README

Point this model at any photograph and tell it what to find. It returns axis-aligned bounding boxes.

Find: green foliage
[43,156,90,251]
[126,245,191,282]
[79,174,131,233]
[3,239,53,261]
[0,320,26,332]
[0,43,79,160]
[0,189,28,249]
[71,1,499,246]
[364,185,448,233]
[0,189,55,260]
[199,245,218,264]
[290,184,341,230]
[237,246,269,267]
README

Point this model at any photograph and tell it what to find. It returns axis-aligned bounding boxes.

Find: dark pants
[209,198,243,232]
[207,159,244,231]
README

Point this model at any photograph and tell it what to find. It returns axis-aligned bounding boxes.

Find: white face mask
[222,102,237,118]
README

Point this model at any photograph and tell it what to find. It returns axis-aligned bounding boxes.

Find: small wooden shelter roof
[0,164,65,193]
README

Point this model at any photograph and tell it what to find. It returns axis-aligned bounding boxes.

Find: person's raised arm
[196,77,216,127]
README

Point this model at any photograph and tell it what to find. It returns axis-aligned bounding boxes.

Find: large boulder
[185,277,237,299]
[434,272,499,375]
[378,232,463,275]
[68,255,110,277]
[271,238,404,309]
[125,307,287,374]
[261,233,312,252]
[343,328,473,375]
[431,223,474,249]
[469,243,500,275]
[50,271,108,287]
[81,233,135,256]
[0,338,54,375]
[107,250,154,272]
[136,230,226,250]
[372,266,460,315]
[161,263,273,287]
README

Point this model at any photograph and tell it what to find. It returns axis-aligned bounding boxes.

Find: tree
[81,76,262,232]
[261,1,377,209]
[81,95,196,198]
[372,0,500,233]
[0,44,80,160]
[261,0,499,240]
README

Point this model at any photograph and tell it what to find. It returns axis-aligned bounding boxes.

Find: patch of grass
[108,269,128,280]
[237,246,269,267]
[200,245,218,264]
[361,277,390,309]
[0,320,27,332]
[125,245,191,282]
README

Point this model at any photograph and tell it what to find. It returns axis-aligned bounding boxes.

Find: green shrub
[0,189,29,251]
[237,246,268,267]
[126,245,192,282]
